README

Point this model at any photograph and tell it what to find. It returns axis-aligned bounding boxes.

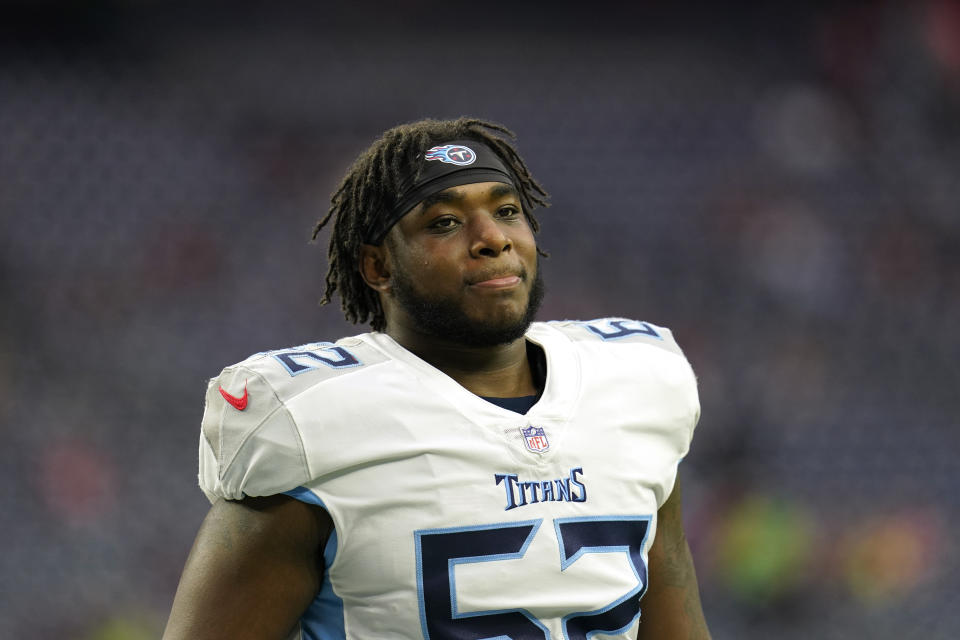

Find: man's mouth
[470,275,522,288]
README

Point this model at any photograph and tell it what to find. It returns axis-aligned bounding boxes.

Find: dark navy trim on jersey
[481,394,539,415]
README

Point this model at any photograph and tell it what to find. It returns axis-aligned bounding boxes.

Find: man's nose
[469,213,512,258]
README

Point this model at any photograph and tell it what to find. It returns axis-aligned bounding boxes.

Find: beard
[389,262,546,348]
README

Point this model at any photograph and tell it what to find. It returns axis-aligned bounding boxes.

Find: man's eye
[497,206,520,217]
[429,217,458,229]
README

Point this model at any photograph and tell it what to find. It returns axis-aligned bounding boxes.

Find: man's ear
[359,243,391,293]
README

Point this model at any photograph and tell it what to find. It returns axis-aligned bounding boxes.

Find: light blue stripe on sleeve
[283,487,346,640]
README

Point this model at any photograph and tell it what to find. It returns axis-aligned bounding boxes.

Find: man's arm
[637,477,711,640]
[163,494,334,640]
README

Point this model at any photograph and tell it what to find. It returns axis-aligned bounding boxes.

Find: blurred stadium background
[2,1,958,638]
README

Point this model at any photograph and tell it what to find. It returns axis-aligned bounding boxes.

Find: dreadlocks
[311,117,550,332]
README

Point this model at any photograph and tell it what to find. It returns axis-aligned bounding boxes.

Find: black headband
[364,140,516,245]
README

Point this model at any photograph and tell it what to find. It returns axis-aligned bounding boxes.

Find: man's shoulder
[198,332,392,502]
[532,317,687,358]
[210,333,391,402]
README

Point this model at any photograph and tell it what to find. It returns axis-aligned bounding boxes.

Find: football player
[164,117,711,640]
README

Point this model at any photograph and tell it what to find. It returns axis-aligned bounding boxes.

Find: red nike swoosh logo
[219,382,248,411]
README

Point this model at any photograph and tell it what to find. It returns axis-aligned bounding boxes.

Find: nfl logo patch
[520,425,550,453]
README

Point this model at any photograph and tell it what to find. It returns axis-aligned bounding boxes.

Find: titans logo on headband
[424,144,477,166]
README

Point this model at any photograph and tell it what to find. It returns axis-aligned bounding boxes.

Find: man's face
[382,181,543,347]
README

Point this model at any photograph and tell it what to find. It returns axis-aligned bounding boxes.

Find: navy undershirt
[481,394,539,415]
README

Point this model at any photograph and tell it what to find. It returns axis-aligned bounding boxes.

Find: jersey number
[415,516,650,640]
[272,343,360,376]
[583,319,661,341]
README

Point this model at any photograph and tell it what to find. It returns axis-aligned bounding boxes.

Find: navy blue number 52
[415,516,651,640]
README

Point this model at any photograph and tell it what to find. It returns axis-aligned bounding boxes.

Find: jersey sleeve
[197,365,310,503]
[645,323,700,507]
[658,324,700,441]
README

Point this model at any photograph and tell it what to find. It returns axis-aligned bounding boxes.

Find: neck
[386,327,536,398]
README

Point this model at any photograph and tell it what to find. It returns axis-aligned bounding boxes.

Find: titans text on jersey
[495,467,587,511]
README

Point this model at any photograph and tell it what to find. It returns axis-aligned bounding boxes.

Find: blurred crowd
[1,2,958,638]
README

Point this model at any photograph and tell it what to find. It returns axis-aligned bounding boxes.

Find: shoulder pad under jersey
[547,317,686,357]
[197,335,388,502]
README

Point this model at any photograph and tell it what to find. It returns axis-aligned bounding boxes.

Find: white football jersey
[198,318,700,640]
